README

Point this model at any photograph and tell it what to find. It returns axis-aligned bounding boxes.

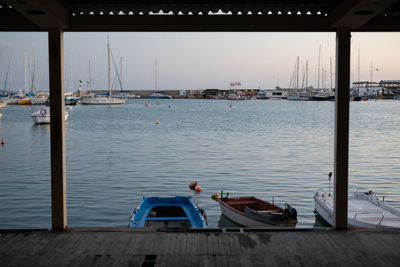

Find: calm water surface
[1,99,399,228]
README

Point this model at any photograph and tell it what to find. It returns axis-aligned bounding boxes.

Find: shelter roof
[1,0,400,31]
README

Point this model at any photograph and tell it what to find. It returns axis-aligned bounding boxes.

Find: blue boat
[129,196,207,228]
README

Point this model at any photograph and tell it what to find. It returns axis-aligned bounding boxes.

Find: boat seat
[258,210,281,214]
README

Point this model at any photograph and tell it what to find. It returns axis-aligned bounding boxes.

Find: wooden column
[48,28,67,230]
[334,27,351,230]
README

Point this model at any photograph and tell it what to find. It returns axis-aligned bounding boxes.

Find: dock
[1,228,400,266]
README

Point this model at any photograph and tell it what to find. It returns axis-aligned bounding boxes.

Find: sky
[0,32,400,92]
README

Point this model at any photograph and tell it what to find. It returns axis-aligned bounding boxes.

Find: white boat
[314,188,400,228]
[30,107,69,124]
[81,37,126,105]
[0,101,7,109]
[147,92,172,99]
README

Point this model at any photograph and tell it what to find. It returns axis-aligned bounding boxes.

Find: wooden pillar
[48,28,67,230]
[334,27,351,230]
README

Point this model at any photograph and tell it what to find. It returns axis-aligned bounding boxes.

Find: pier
[1,228,400,266]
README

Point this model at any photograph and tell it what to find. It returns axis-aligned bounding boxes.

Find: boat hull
[314,190,400,228]
[130,196,207,228]
[218,197,297,227]
[18,99,31,105]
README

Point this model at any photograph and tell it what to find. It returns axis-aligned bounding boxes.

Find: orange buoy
[229,103,232,108]
[1,138,4,145]
[189,181,198,190]
[195,185,202,194]
[145,103,149,107]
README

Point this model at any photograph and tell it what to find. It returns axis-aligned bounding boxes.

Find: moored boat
[216,195,297,227]
[314,188,400,228]
[129,196,207,228]
[30,107,70,124]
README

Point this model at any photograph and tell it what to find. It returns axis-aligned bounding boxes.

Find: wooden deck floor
[1,228,400,266]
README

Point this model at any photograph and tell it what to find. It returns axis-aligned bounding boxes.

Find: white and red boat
[217,196,297,227]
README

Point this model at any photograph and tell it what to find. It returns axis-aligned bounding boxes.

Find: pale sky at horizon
[0,32,399,92]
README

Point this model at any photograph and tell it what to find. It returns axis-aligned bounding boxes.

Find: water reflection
[217,214,242,228]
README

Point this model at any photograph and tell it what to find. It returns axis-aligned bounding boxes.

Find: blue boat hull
[129,196,207,228]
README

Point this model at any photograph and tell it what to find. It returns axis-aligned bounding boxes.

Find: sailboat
[18,52,35,105]
[82,37,126,105]
[147,59,172,99]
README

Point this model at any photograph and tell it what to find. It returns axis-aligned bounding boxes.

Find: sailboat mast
[155,58,158,91]
[120,57,123,90]
[317,44,321,89]
[24,51,29,92]
[305,59,308,89]
[358,48,360,89]
[9,56,13,91]
[107,36,111,97]
[88,59,92,90]
[69,37,73,92]
[370,61,373,82]
[330,57,333,90]
[296,56,299,89]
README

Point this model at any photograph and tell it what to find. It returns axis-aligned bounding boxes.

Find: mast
[88,59,92,90]
[330,57,333,90]
[9,56,13,91]
[370,61,373,82]
[24,51,29,92]
[155,58,158,91]
[107,36,111,97]
[120,57,123,91]
[358,48,360,89]
[305,59,308,89]
[69,37,73,92]
[317,44,321,89]
[296,56,299,89]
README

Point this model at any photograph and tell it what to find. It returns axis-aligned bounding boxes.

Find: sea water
[0,99,399,228]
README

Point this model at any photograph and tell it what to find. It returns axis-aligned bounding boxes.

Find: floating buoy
[189,181,198,190]
[168,105,171,108]
[229,103,232,108]
[1,138,4,145]
[195,185,202,194]
[155,120,160,124]
[145,103,149,107]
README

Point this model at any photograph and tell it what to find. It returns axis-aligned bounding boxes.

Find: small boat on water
[129,196,207,228]
[147,92,172,99]
[30,107,70,124]
[216,195,297,227]
[314,188,400,228]
[0,101,7,109]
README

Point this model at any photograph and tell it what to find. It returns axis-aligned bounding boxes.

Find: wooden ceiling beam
[68,15,332,32]
[329,0,398,29]
[3,0,69,28]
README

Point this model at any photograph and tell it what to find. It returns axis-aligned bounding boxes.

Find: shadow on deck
[1,227,400,266]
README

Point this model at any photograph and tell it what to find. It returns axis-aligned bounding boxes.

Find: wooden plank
[48,28,67,230]
[334,27,351,230]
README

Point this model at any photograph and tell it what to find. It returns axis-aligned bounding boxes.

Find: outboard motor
[282,203,297,220]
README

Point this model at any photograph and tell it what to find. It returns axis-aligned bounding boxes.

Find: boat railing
[354,212,385,225]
